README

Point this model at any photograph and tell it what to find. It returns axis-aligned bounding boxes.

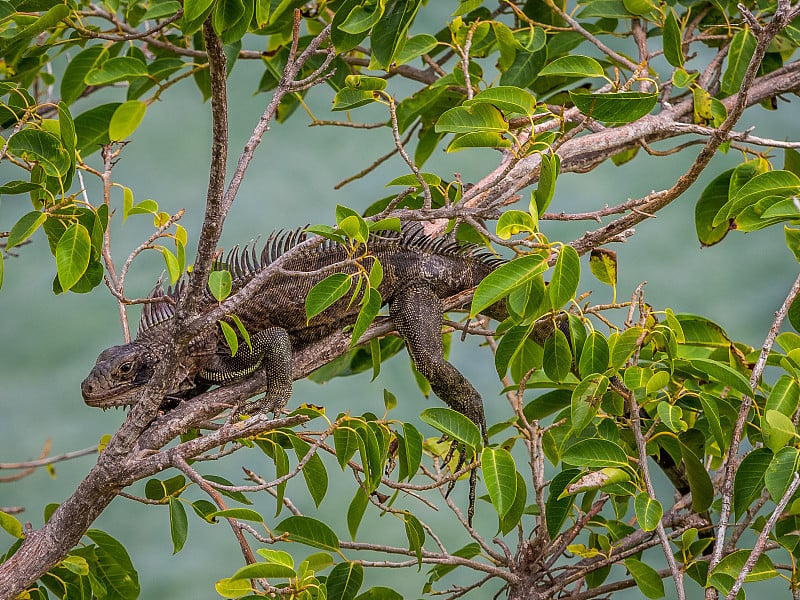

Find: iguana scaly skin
[81,226,506,434]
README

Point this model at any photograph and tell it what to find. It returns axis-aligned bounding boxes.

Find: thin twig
[726,473,800,600]
[710,271,800,571]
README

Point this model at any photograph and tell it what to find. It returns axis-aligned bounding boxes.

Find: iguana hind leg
[391,283,487,525]
[202,326,292,417]
[389,283,488,441]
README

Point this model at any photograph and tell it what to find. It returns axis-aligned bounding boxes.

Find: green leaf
[435,103,509,134]
[61,554,90,576]
[85,57,148,85]
[370,0,422,69]
[546,468,581,539]
[347,487,369,540]
[219,320,239,356]
[0,181,44,196]
[709,550,777,595]
[208,269,232,302]
[571,373,608,434]
[721,29,757,97]
[8,128,70,177]
[85,529,140,599]
[698,393,725,452]
[215,578,251,598]
[355,587,403,600]
[274,516,340,552]
[634,493,662,532]
[404,513,425,569]
[160,246,180,285]
[300,551,333,574]
[56,223,91,291]
[715,170,800,226]
[339,2,383,34]
[109,101,146,140]
[385,172,441,187]
[210,508,264,522]
[533,153,560,214]
[589,248,617,287]
[481,447,517,518]
[676,313,730,346]
[254,0,270,26]
[290,437,328,508]
[500,471,527,535]
[184,0,215,22]
[470,252,549,317]
[328,561,364,600]
[499,47,547,88]
[764,446,800,504]
[679,440,714,512]
[695,168,734,246]
[446,131,511,152]
[624,558,665,599]
[764,409,796,452]
[402,422,423,481]
[7,211,46,249]
[496,210,537,239]
[688,358,752,396]
[168,497,188,554]
[611,327,644,369]
[368,218,402,233]
[463,86,537,115]
[767,375,800,417]
[143,0,182,19]
[539,55,605,78]
[578,331,610,378]
[734,448,772,520]
[335,425,362,470]
[621,0,656,16]
[345,75,389,90]
[212,0,245,39]
[657,402,687,433]
[228,314,251,352]
[61,46,107,105]
[570,91,657,124]
[419,407,482,453]
[332,88,379,111]
[786,226,800,264]
[549,245,580,309]
[0,511,23,538]
[562,439,629,469]
[306,273,353,321]
[351,288,382,346]
[662,9,684,67]
[672,68,697,88]
[230,562,296,580]
[396,33,438,65]
[75,103,120,156]
[543,328,572,383]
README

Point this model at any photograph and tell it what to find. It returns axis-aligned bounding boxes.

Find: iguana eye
[119,361,133,375]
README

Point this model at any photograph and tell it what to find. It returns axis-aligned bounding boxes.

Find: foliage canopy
[3,0,800,599]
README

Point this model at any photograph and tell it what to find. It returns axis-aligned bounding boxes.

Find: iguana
[81,226,507,438]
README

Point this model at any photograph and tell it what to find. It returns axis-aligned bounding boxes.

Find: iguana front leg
[201,326,293,417]
[390,283,488,440]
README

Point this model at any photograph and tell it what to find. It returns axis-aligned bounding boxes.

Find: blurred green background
[2,3,800,598]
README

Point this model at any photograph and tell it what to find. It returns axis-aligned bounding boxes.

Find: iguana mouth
[81,379,141,408]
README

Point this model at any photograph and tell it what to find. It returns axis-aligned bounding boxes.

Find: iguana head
[81,342,159,408]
